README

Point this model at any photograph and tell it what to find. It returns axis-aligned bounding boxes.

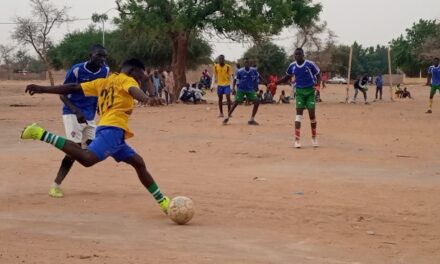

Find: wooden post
[345,46,353,103]
[388,47,394,101]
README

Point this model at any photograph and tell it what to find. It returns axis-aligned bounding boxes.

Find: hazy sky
[1,0,439,60]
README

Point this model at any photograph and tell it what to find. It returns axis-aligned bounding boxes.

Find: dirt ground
[0,80,439,264]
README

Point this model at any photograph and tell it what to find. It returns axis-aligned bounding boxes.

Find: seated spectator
[257,89,264,102]
[401,87,413,99]
[179,83,197,103]
[262,89,276,104]
[190,83,206,104]
[395,84,403,98]
[277,90,290,104]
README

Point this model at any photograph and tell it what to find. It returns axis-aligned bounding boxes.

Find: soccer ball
[168,196,195,225]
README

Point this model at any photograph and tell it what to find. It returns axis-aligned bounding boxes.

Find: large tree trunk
[42,55,54,86]
[47,67,55,86]
[171,31,190,100]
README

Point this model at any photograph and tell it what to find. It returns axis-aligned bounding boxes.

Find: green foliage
[320,43,391,79]
[390,19,440,76]
[116,0,321,40]
[243,41,288,79]
[27,58,47,73]
[48,26,212,70]
[48,26,103,70]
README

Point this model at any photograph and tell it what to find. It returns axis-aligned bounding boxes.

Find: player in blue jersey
[223,58,261,125]
[426,57,440,114]
[277,48,320,148]
[49,44,109,198]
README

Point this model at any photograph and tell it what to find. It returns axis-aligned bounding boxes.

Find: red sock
[295,129,300,140]
[311,121,317,137]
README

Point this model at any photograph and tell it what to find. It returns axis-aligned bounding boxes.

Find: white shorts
[62,114,96,146]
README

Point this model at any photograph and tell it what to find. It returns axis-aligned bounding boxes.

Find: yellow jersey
[81,73,139,139]
[213,63,232,86]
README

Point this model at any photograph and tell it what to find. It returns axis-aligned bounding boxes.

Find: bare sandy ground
[0,80,439,264]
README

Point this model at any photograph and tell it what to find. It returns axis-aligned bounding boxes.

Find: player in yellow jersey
[20,59,170,214]
[210,55,233,117]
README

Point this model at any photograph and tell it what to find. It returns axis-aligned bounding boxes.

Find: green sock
[147,182,165,203]
[41,131,66,150]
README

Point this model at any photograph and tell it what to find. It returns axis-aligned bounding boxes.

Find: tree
[13,49,32,72]
[48,26,212,71]
[0,45,15,71]
[115,0,322,98]
[27,58,47,73]
[243,41,288,79]
[48,26,103,70]
[12,0,68,85]
[417,24,440,62]
[390,19,439,76]
[294,20,329,51]
[91,13,109,46]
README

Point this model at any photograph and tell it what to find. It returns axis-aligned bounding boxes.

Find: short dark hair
[121,58,145,71]
[295,47,304,52]
[90,44,105,53]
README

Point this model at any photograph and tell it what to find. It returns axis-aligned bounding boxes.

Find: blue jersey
[375,75,383,87]
[236,67,259,92]
[62,62,109,120]
[428,65,440,86]
[286,60,320,89]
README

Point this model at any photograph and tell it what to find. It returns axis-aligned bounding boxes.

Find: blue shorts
[87,126,136,162]
[217,85,231,95]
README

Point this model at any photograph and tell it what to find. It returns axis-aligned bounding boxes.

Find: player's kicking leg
[123,154,170,214]
[21,123,100,166]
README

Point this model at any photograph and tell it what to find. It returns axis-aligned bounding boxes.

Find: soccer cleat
[294,139,301,148]
[20,123,44,140]
[48,186,64,198]
[311,137,319,148]
[159,196,170,214]
[222,117,229,125]
[426,109,432,114]
[247,120,259,125]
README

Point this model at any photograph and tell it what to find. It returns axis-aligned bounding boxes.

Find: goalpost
[388,47,394,102]
[345,46,353,103]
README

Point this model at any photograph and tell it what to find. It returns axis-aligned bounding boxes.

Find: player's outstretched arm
[276,74,292,85]
[25,83,82,95]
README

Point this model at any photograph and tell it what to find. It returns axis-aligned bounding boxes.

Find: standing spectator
[267,75,278,97]
[375,74,383,101]
[162,67,175,105]
[152,70,163,98]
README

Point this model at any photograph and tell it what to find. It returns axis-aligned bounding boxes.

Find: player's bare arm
[276,74,293,85]
[427,73,432,86]
[59,95,87,124]
[25,83,82,95]
[129,86,154,104]
[316,74,322,88]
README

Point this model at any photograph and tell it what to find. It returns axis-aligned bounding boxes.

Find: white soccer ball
[168,196,195,225]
